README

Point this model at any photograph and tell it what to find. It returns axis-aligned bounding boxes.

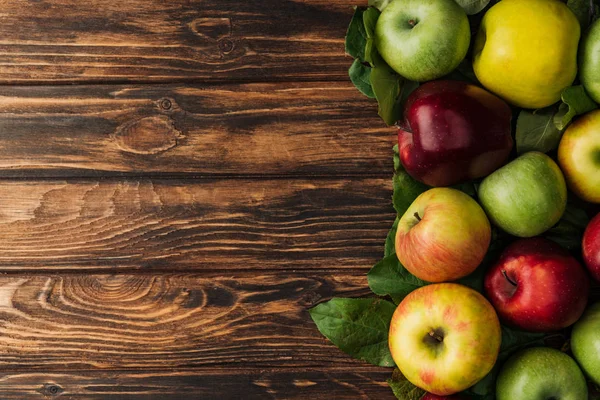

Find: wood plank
[0,82,391,178]
[0,369,393,399]
[0,272,380,370]
[0,0,357,84]
[0,178,393,271]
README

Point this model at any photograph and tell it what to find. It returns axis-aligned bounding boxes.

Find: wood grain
[0,178,393,271]
[0,82,391,178]
[0,272,378,370]
[0,368,393,399]
[0,0,357,84]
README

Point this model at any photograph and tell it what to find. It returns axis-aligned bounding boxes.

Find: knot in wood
[112,116,183,155]
[218,38,234,54]
[159,98,172,111]
[39,383,64,397]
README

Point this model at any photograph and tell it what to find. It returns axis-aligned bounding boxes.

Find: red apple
[484,237,589,332]
[422,393,469,400]
[399,80,513,187]
[583,213,600,282]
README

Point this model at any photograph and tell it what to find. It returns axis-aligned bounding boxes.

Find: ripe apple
[484,237,589,332]
[395,187,491,282]
[398,80,513,187]
[583,213,600,282]
[496,347,588,400]
[473,0,580,108]
[375,0,470,82]
[571,302,600,385]
[389,283,501,395]
[422,394,468,400]
[478,151,567,237]
[580,19,600,103]
[558,109,600,204]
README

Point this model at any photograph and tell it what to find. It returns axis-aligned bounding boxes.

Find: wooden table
[0,0,396,398]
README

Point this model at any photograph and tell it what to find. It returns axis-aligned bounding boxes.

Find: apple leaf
[545,201,590,250]
[349,59,375,98]
[392,168,429,217]
[368,254,429,304]
[553,85,598,131]
[515,107,563,154]
[368,0,392,12]
[309,298,396,367]
[345,7,367,61]
[384,217,399,257]
[387,368,426,400]
[454,0,491,15]
[363,7,380,66]
[567,0,595,30]
[393,144,401,172]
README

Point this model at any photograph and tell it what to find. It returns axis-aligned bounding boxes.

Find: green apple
[395,187,491,282]
[389,283,501,395]
[478,151,567,237]
[496,347,588,400]
[374,0,470,82]
[572,302,600,385]
[558,109,600,203]
[580,19,600,104]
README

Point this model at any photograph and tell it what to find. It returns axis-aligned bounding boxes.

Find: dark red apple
[399,80,513,187]
[583,213,600,282]
[422,393,469,400]
[484,237,589,332]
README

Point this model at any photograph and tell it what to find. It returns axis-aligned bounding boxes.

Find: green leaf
[345,7,367,61]
[516,107,562,154]
[393,144,400,172]
[309,298,397,367]
[553,86,598,130]
[454,0,491,15]
[387,368,426,400]
[568,0,594,30]
[545,202,590,250]
[392,168,429,217]
[384,217,399,257]
[369,0,392,12]
[367,254,428,304]
[349,59,375,98]
[363,7,381,66]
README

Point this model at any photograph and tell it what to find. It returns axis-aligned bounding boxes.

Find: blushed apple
[395,187,491,282]
[583,213,600,282]
[389,283,501,395]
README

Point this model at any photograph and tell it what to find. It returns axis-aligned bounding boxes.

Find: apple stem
[414,212,422,222]
[408,19,417,27]
[501,269,517,287]
[428,330,443,343]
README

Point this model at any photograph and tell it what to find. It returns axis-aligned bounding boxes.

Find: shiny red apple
[583,213,600,282]
[399,80,513,187]
[484,237,589,332]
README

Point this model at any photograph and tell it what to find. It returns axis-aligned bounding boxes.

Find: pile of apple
[310,0,600,398]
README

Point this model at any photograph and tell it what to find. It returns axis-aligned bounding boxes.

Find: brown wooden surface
[0,0,402,398]
[0,83,391,178]
[0,0,357,84]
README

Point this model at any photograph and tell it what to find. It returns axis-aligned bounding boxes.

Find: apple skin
[422,393,468,400]
[583,213,600,282]
[389,283,501,395]
[484,237,589,332]
[580,19,600,103]
[571,302,600,385]
[395,187,491,282]
[398,80,513,187]
[558,109,600,204]
[496,347,588,400]
[478,151,567,237]
[375,0,470,82]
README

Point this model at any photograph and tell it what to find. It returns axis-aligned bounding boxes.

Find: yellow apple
[558,109,600,203]
[472,0,580,109]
